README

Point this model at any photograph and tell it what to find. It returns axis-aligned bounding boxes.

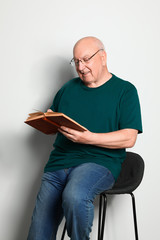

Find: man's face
[73,41,106,87]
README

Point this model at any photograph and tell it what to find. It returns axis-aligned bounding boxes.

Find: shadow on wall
[12,58,76,240]
[29,55,78,110]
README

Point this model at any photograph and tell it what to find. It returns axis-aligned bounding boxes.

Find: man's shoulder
[112,74,137,91]
[62,77,80,88]
[60,77,80,91]
[57,77,80,94]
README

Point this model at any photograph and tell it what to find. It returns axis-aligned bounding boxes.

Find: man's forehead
[73,40,98,57]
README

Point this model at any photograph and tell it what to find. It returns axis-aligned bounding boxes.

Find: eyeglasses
[70,49,104,67]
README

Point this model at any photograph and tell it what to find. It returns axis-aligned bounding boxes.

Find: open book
[24,111,87,134]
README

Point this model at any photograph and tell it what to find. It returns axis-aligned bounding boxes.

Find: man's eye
[83,58,90,62]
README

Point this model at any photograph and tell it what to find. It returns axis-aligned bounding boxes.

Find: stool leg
[130,193,139,240]
[98,195,103,239]
[61,222,66,240]
[98,194,107,240]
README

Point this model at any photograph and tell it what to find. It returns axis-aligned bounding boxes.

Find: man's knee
[62,187,84,209]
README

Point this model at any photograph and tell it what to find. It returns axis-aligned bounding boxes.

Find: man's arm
[58,127,138,149]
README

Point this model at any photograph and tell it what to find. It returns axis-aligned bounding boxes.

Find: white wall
[0,0,159,239]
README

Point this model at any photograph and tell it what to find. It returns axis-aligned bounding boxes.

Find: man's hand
[58,126,93,144]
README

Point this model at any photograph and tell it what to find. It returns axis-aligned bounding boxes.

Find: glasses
[70,49,104,67]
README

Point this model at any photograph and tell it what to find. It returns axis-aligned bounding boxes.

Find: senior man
[27,36,142,240]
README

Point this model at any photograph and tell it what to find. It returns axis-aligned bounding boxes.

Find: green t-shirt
[44,74,142,180]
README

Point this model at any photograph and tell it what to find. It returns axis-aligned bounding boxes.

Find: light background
[0,0,159,239]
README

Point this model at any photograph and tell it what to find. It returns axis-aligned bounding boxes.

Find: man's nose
[77,60,85,71]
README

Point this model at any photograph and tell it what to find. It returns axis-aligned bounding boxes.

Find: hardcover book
[25,111,87,134]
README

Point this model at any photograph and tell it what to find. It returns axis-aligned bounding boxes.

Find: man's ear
[101,50,107,66]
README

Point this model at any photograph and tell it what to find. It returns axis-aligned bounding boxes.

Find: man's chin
[82,74,92,81]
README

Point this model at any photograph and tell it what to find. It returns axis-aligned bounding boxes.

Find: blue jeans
[27,163,115,240]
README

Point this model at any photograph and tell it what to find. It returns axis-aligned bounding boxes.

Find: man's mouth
[80,71,90,75]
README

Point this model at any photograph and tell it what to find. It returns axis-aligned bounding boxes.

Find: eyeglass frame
[70,48,104,66]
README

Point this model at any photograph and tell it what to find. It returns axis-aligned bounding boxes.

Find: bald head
[72,36,111,88]
[73,36,105,54]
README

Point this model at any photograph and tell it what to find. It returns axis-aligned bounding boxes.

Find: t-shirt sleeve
[119,85,143,133]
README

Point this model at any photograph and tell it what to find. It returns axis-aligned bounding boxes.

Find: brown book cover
[24,111,87,134]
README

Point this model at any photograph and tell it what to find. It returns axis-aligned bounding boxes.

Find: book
[24,111,87,134]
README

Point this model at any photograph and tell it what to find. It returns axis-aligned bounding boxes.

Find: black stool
[61,152,144,240]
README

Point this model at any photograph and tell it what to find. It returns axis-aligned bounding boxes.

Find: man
[27,36,142,240]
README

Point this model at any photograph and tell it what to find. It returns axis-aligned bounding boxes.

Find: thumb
[47,109,53,112]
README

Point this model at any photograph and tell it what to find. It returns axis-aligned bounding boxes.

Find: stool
[61,152,144,240]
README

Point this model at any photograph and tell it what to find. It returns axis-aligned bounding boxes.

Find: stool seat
[98,152,144,240]
[104,152,144,194]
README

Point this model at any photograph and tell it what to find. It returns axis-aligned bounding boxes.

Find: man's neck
[86,71,112,88]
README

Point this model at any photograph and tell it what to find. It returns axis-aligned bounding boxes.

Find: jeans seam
[82,171,114,239]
